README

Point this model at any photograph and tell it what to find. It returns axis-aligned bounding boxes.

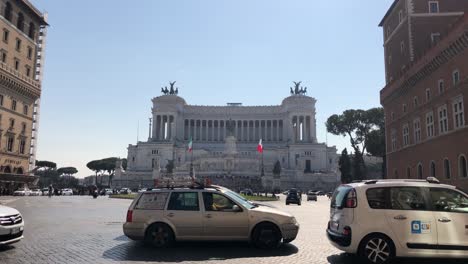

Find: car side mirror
[232,205,241,212]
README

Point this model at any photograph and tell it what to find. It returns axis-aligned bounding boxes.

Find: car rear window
[135,192,169,210]
[330,185,352,209]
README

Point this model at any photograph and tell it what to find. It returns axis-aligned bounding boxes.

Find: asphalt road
[0,195,466,264]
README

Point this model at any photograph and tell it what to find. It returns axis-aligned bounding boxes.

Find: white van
[327,177,468,264]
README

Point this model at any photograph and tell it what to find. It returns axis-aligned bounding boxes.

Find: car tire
[358,234,395,264]
[286,202,289,205]
[144,223,175,248]
[252,223,282,249]
[283,238,293,244]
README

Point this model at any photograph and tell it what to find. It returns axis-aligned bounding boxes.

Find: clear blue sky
[32,0,394,177]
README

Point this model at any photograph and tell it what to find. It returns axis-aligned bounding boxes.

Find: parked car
[317,191,325,196]
[62,189,73,196]
[286,191,301,205]
[104,188,113,195]
[29,189,42,196]
[123,184,299,248]
[240,189,253,196]
[41,188,49,196]
[327,177,468,263]
[13,188,31,196]
[138,188,148,193]
[307,191,318,201]
[0,204,24,245]
[119,188,132,194]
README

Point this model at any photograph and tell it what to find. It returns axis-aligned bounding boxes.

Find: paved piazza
[0,196,465,264]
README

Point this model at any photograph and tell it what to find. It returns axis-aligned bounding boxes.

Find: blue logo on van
[411,221,421,234]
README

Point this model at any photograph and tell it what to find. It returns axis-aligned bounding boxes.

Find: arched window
[4,2,12,21]
[459,155,467,178]
[406,167,411,178]
[28,22,35,40]
[15,167,23,174]
[3,165,11,173]
[417,164,423,179]
[444,158,451,179]
[394,169,399,179]
[430,161,436,177]
[17,12,24,31]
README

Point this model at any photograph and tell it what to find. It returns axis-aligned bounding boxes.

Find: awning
[0,173,39,184]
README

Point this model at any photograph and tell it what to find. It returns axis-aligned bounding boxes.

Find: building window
[444,158,451,179]
[4,2,12,22]
[426,111,434,138]
[1,51,6,63]
[406,167,411,178]
[9,118,14,128]
[399,10,403,23]
[28,23,35,40]
[15,38,21,51]
[11,99,16,111]
[27,46,32,59]
[403,104,407,114]
[438,79,445,94]
[3,29,9,43]
[400,41,405,54]
[414,118,421,143]
[19,139,25,154]
[391,112,395,121]
[25,66,31,77]
[14,58,19,70]
[17,12,24,31]
[0,94,3,106]
[431,33,441,44]
[459,155,468,178]
[430,161,436,177]
[7,136,14,152]
[438,105,448,134]
[388,55,392,65]
[426,88,431,102]
[429,1,439,13]
[391,129,397,151]
[386,27,390,37]
[417,164,423,179]
[21,122,26,133]
[453,96,464,129]
[403,123,410,146]
[413,96,419,108]
[453,70,460,85]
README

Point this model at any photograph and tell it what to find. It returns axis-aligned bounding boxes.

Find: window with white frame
[426,111,434,138]
[431,33,441,44]
[426,88,431,102]
[391,129,397,151]
[438,79,445,94]
[403,123,410,146]
[7,136,14,152]
[453,96,464,129]
[414,118,421,143]
[429,1,439,13]
[453,70,460,85]
[399,10,403,23]
[438,105,448,134]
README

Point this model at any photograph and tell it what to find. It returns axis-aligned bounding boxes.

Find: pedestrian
[48,185,53,198]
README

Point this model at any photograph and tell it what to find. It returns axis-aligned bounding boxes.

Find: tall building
[113,84,339,192]
[0,0,48,193]
[380,0,468,190]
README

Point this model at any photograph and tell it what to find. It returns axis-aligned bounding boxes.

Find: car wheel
[286,202,289,205]
[144,223,175,248]
[359,234,395,264]
[252,223,282,249]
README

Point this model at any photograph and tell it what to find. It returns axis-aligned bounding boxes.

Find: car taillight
[343,226,351,236]
[345,189,357,208]
[126,210,133,222]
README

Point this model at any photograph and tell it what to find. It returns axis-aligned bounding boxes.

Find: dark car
[286,192,301,205]
[317,191,325,196]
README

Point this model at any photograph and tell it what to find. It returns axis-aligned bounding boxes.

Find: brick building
[380,0,468,191]
[0,0,48,194]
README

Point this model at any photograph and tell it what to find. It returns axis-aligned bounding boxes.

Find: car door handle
[394,215,407,220]
[205,214,212,219]
[167,213,174,217]
[438,218,451,223]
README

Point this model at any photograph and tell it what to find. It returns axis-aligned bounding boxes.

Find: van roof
[343,177,456,189]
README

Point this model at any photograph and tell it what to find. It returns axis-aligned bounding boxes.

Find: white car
[13,188,31,196]
[119,188,132,194]
[29,189,41,196]
[104,188,113,195]
[327,177,468,263]
[123,184,299,248]
[62,189,73,196]
[0,205,24,245]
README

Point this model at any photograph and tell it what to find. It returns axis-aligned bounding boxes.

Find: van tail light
[345,189,357,208]
[126,210,133,223]
[343,226,351,236]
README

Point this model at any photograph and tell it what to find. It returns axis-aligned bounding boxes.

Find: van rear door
[330,185,354,233]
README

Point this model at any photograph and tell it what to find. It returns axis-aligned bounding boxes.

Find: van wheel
[252,223,281,249]
[359,234,395,264]
[144,223,175,248]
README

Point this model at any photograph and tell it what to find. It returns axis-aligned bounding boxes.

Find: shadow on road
[103,240,298,262]
[0,245,15,252]
[327,253,467,264]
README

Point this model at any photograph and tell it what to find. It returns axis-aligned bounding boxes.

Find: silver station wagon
[123,185,299,248]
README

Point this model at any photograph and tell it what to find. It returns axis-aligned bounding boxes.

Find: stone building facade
[0,0,48,193]
[380,0,468,191]
[114,90,339,191]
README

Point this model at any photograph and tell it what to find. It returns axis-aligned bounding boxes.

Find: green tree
[57,167,78,176]
[86,160,103,186]
[34,160,59,187]
[35,160,57,170]
[339,148,352,183]
[326,107,384,179]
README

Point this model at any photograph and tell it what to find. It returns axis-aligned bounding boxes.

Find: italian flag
[187,137,193,152]
[257,139,263,153]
